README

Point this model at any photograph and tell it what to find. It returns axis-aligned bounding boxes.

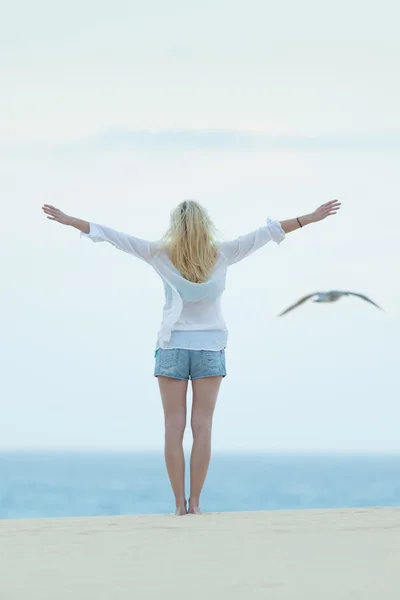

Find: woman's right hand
[42,204,71,225]
[310,199,341,223]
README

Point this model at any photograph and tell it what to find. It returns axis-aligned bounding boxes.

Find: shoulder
[150,240,168,257]
[215,241,231,262]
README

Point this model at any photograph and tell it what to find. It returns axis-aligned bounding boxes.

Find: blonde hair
[158,200,219,283]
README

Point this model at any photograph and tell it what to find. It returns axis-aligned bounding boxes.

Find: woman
[42,198,341,515]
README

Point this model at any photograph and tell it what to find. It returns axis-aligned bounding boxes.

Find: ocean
[1,452,400,519]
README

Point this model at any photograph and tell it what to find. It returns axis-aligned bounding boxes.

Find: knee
[191,417,213,439]
[165,415,186,439]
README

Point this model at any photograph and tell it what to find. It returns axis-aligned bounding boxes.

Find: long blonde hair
[158,200,219,283]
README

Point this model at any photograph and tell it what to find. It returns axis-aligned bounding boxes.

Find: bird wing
[346,292,383,310]
[278,293,317,316]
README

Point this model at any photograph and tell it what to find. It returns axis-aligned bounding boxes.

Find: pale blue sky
[2,0,400,142]
[1,0,399,452]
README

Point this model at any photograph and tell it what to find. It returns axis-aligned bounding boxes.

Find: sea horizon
[1,451,400,520]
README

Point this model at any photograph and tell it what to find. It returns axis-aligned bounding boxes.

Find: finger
[323,205,340,214]
[47,216,57,221]
[43,204,58,209]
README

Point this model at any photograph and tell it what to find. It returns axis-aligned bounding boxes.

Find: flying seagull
[278,290,383,316]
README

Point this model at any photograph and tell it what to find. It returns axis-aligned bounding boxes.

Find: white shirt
[81,218,285,350]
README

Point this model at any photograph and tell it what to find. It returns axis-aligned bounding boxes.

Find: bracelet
[296,217,303,228]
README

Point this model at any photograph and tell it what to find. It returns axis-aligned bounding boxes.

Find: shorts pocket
[159,349,179,368]
[201,350,224,370]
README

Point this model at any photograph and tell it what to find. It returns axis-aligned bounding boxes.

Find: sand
[1,507,400,599]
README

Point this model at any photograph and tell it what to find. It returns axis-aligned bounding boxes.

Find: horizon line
[1,448,400,456]
[2,127,400,155]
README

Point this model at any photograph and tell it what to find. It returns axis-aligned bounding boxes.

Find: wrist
[299,213,314,226]
[64,215,74,226]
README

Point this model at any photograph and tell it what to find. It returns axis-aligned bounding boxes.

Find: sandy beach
[1,507,400,599]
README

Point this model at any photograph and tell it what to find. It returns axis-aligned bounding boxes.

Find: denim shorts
[154,348,227,381]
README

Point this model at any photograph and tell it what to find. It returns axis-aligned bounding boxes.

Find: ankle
[188,500,202,515]
[188,497,200,508]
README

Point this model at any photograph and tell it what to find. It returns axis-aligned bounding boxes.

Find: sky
[1,0,399,452]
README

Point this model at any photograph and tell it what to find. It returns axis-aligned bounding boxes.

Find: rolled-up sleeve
[219,217,285,265]
[80,223,156,263]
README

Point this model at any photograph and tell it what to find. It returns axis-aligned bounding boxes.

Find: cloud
[165,45,193,59]
[2,129,400,158]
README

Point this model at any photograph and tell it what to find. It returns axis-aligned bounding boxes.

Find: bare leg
[189,376,222,514]
[158,376,188,515]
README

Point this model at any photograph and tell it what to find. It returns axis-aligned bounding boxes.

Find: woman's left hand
[311,199,341,222]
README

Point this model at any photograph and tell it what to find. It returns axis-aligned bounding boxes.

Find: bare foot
[175,502,187,516]
[188,503,202,515]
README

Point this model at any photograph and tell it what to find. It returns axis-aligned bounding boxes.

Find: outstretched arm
[42,204,90,232]
[219,199,341,265]
[42,205,155,263]
[219,217,286,265]
[280,199,341,233]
